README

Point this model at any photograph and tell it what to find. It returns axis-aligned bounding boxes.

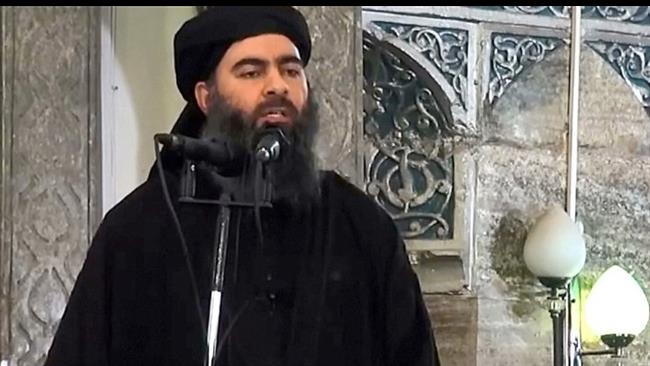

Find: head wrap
[173,6,312,103]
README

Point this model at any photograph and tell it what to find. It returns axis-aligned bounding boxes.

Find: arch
[364,24,475,136]
[362,27,459,242]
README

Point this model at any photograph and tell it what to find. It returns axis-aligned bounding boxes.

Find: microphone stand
[179,158,273,366]
[205,196,230,366]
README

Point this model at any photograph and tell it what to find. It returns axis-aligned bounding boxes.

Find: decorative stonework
[489,34,564,104]
[363,5,650,366]
[477,6,650,24]
[1,7,101,365]
[363,30,469,242]
[588,41,650,107]
[371,21,469,109]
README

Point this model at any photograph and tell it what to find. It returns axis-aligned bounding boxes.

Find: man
[45,6,439,366]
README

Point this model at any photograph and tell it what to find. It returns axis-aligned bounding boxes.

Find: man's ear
[194,81,211,115]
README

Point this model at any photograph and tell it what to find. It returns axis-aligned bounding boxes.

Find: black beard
[200,92,321,210]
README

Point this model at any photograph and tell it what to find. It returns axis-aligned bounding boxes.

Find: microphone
[254,128,287,163]
[155,133,246,173]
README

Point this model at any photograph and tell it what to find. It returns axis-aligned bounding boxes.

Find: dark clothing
[45,145,439,366]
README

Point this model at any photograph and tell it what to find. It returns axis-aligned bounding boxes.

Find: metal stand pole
[206,200,232,366]
[547,286,567,366]
[553,310,565,366]
[566,6,582,219]
[566,6,582,366]
[180,146,276,366]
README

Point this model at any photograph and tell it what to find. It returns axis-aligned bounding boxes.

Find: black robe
[44,108,439,366]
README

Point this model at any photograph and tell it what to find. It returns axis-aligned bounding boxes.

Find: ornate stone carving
[489,34,564,104]
[363,30,465,241]
[3,7,101,365]
[588,41,650,107]
[485,6,650,24]
[371,21,469,110]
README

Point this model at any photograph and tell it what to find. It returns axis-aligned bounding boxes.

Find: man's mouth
[256,107,292,127]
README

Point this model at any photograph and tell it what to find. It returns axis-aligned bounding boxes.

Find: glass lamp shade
[585,265,649,337]
[523,205,586,279]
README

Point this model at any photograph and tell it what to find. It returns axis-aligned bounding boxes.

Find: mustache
[250,95,299,122]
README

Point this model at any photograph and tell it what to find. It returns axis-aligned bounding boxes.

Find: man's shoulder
[93,174,173,250]
[321,171,404,278]
[77,175,170,267]
[321,170,396,232]
[102,178,164,228]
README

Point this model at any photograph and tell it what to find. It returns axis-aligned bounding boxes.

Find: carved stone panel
[478,6,650,24]
[361,24,476,293]
[588,41,650,108]
[0,7,101,366]
[363,30,457,242]
[373,21,469,111]
[363,11,480,135]
[488,33,564,104]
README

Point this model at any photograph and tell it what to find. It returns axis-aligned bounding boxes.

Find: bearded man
[45,6,439,366]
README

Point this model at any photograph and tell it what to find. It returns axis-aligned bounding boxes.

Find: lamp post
[579,265,650,364]
[524,211,650,366]
[566,5,582,365]
[524,205,586,366]
[525,6,649,366]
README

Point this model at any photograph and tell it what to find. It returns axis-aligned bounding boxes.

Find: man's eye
[241,70,261,78]
[286,69,301,77]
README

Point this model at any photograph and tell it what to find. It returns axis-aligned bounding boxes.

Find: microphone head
[254,128,286,163]
[155,133,179,148]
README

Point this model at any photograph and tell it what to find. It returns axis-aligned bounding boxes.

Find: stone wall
[476,42,650,366]
[576,45,650,365]
[363,6,650,366]
[296,6,363,185]
[474,44,570,366]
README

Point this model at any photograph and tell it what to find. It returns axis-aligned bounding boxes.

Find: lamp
[524,205,586,366]
[524,205,586,283]
[581,265,649,359]
[524,207,649,365]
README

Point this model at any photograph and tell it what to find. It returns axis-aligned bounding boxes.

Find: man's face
[195,33,320,207]
[195,33,308,128]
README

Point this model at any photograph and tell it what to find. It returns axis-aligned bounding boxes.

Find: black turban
[173,6,312,103]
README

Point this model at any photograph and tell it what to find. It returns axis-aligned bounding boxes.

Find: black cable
[233,208,242,285]
[253,162,265,253]
[153,137,207,344]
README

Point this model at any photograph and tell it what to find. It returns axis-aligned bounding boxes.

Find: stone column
[0,7,101,366]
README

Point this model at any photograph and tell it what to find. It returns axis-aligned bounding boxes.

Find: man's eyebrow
[231,57,268,71]
[230,55,304,72]
[277,55,304,67]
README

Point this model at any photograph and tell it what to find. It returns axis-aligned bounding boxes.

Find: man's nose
[263,69,289,97]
